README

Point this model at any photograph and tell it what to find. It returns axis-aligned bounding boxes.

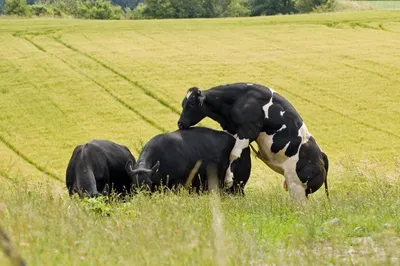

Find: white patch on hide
[224,162,234,188]
[277,124,287,132]
[231,138,249,160]
[280,111,285,116]
[186,91,192,99]
[298,123,312,144]
[262,88,275,119]
[262,98,273,119]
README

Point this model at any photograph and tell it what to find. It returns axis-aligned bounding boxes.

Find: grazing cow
[66,139,138,198]
[177,83,329,201]
[127,127,251,194]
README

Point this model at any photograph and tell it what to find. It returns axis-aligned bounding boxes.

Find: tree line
[0,0,337,19]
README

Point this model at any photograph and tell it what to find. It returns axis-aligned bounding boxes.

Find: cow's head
[178,87,206,129]
[126,160,159,191]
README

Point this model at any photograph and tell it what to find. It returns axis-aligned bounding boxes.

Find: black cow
[127,127,251,194]
[66,139,137,198]
[177,83,329,201]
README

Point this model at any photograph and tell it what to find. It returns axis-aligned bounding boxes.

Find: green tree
[78,0,122,19]
[5,0,30,16]
[125,1,146,19]
[169,0,205,18]
[295,0,331,13]
[143,0,174,18]
[249,0,294,15]
[225,0,250,17]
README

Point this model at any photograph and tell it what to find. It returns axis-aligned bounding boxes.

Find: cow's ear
[125,160,134,173]
[198,90,206,106]
[151,161,160,173]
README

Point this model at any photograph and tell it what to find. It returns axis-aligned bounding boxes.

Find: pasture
[1,10,400,265]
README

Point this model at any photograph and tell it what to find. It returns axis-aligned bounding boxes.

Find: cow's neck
[203,88,242,131]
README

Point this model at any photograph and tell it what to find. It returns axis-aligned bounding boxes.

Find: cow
[177,82,329,201]
[66,139,138,198]
[126,127,251,194]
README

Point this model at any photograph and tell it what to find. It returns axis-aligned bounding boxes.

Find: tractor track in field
[0,135,62,182]
[49,50,168,133]
[17,35,167,133]
[0,171,14,183]
[51,36,181,116]
[1,34,168,183]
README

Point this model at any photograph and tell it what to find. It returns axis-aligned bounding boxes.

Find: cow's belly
[256,132,289,175]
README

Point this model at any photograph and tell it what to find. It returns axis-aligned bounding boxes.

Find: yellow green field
[1,11,400,265]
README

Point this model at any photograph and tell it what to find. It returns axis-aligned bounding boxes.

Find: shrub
[249,0,295,16]
[5,0,30,16]
[312,0,338,12]
[125,2,147,19]
[77,0,123,19]
[52,0,79,17]
[225,0,251,17]
[295,0,333,13]
[30,4,51,16]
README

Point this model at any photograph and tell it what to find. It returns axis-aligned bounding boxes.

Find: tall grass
[1,161,399,265]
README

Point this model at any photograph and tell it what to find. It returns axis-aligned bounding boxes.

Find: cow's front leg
[225,125,259,188]
[224,136,250,188]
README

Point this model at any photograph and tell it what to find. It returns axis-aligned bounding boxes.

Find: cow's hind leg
[285,177,307,202]
[284,163,307,202]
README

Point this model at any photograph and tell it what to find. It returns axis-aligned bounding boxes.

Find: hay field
[0,11,400,265]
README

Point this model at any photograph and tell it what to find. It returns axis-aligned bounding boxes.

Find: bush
[5,0,30,16]
[295,0,331,13]
[124,2,147,19]
[249,0,295,16]
[225,0,251,17]
[52,6,64,16]
[30,4,51,16]
[312,0,338,12]
[142,0,174,18]
[51,0,79,17]
[77,0,123,19]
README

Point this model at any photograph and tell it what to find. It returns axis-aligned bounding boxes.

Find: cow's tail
[321,151,329,199]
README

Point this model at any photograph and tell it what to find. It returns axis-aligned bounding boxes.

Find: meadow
[0,10,400,265]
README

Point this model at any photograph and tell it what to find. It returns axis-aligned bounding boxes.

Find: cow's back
[66,140,135,196]
[86,139,136,192]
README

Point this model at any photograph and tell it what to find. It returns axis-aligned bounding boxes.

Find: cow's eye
[189,101,196,107]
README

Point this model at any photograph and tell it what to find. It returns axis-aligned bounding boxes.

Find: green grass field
[1,10,400,265]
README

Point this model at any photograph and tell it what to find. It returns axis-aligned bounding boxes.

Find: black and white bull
[127,127,251,194]
[177,83,329,201]
[66,139,137,198]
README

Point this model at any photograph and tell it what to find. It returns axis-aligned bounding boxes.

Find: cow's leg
[224,125,260,188]
[284,171,307,202]
[224,136,250,187]
[283,156,307,202]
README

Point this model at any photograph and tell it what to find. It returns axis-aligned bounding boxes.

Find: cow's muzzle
[177,121,184,129]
